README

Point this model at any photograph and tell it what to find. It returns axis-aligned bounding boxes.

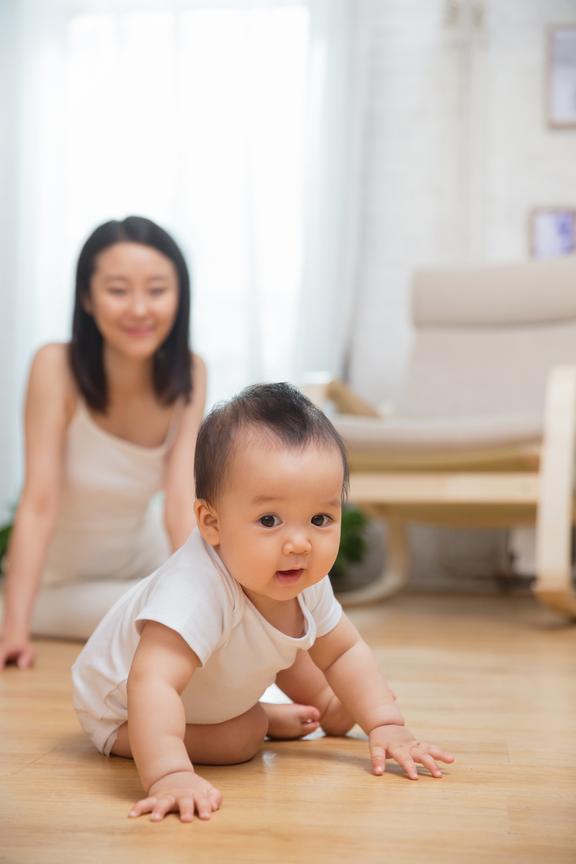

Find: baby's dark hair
[194,382,349,504]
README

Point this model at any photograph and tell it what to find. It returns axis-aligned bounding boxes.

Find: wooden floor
[1,592,575,864]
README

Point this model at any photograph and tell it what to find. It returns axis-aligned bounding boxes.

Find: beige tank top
[42,400,174,586]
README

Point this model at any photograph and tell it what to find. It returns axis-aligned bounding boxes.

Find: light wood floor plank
[1,593,575,863]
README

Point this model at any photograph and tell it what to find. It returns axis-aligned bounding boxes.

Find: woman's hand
[368,724,455,779]
[129,770,222,823]
[0,633,36,670]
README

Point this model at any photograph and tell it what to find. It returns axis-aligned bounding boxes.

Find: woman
[0,216,206,667]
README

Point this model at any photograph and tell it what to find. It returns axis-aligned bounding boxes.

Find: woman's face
[85,242,179,360]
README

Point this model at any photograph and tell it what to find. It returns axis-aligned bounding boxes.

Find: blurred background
[1,0,575,588]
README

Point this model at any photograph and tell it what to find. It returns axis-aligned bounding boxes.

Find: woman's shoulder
[28,342,77,418]
[191,351,206,383]
[31,341,69,370]
[174,351,206,417]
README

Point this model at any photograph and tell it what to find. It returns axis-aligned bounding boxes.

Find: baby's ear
[194,499,220,546]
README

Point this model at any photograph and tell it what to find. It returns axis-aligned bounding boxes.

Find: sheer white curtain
[0,0,364,510]
[294,0,369,383]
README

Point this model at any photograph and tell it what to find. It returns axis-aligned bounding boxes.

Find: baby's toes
[265,702,320,739]
[297,704,321,726]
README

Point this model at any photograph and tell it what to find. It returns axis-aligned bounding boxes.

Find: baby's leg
[111,703,269,765]
[275,651,355,737]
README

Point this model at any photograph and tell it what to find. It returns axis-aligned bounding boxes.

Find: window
[27,3,309,404]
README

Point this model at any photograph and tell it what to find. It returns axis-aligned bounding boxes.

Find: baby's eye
[149,285,167,296]
[311,513,332,527]
[259,514,280,528]
[108,286,127,295]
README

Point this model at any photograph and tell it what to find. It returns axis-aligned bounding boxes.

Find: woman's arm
[162,354,207,550]
[0,345,72,668]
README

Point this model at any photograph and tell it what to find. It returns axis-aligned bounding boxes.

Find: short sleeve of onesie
[134,546,238,666]
[301,575,342,637]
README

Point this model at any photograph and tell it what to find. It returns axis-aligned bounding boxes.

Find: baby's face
[201,431,343,613]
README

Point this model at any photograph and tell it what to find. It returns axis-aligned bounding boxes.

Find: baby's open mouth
[275,568,304,582]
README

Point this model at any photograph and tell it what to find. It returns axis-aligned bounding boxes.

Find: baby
[72,383,454,822]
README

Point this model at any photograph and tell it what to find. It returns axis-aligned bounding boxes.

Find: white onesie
[71,528,342,756]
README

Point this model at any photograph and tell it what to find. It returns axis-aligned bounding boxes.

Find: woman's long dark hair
[69,216,193,412]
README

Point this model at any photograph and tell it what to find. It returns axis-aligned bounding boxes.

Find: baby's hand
[129,770,222,823]
[368,725,455,780]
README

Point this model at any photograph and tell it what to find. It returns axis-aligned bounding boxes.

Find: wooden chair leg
[534,521,576,617]
[534,587,576,617]
[534,366,576,618]
[337,517,409,607]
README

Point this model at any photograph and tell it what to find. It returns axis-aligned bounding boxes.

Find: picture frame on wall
[547,25,576,128]
[529,208,576,258]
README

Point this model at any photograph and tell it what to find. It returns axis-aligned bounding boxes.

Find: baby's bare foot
[263,703,321,740]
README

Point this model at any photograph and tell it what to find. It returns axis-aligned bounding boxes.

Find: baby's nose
[282,533,312,556]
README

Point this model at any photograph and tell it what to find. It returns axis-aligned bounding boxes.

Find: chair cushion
[397,323,576,419]
[334,412,542,451]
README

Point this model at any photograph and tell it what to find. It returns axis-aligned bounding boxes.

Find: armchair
[312,255,576,617]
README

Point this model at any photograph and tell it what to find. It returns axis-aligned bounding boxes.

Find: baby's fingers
[406,742,455,779]
[129,796,158,818]
[178,796,197,823]
[413,751,443,778]
[129,795,178,821]
[389,746,419,780]
[209,787,223,810]
[172,791,219,822]
[426,745,455,764]
[369,744,387,776]
[150,794,176,822]
[194,794,215,821]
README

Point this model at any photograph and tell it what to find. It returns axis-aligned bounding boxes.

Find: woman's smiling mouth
[123,325,155,336]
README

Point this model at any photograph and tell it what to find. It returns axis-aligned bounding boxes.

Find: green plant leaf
[331,505,368,584]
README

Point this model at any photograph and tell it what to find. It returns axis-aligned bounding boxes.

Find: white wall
[349,0,576,405]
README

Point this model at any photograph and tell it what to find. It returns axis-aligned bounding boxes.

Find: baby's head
[194,383,349,609]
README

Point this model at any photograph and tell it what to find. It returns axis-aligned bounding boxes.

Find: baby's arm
[127,621,222,822]
[308,614,454,779]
